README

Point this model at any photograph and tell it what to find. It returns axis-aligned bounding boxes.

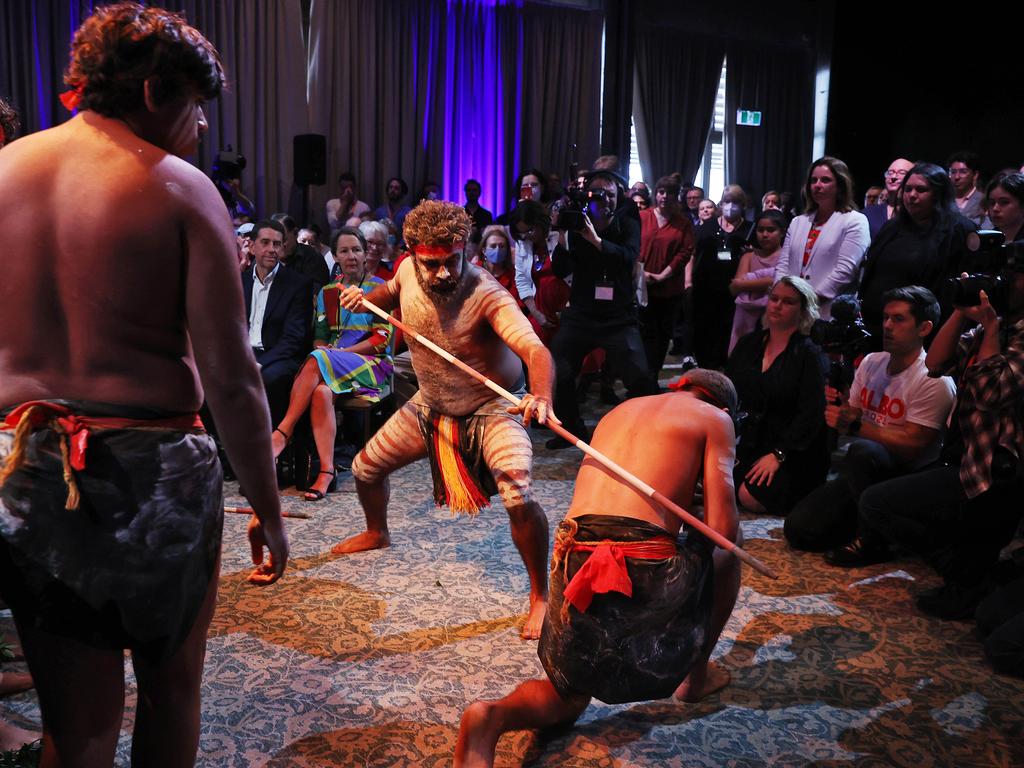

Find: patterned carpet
[3,410,1024,766]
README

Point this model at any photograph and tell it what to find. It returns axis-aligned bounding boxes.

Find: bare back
[567,392,738,542]
[0,112,241,413]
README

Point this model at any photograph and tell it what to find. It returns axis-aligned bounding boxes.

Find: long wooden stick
[360,296,778,580]
[225,505,311,520]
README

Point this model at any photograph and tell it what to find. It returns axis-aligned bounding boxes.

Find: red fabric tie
[561,538,677,613]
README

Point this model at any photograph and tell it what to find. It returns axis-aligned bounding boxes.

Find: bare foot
[0,671,33,696]
[520,598,547,640]
[454,701,499,768]
[271,428,289,459]
[0,718,40,752]
[673,660,730,703]
[331,529,391,555]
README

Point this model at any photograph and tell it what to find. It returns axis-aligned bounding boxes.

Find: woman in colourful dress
[271,227,393,500]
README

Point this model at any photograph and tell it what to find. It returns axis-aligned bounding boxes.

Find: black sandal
[303,470,336,501]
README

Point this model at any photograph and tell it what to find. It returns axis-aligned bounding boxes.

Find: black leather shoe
[823,537,894,568]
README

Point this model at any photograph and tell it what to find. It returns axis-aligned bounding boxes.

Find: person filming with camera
[826,236,1024,620]
[545,169,659,448]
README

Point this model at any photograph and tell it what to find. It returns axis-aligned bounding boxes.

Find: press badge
[594,281,614,301]
[717,249,732,261]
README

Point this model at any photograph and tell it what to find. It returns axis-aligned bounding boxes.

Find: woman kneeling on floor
[271,227,393,499]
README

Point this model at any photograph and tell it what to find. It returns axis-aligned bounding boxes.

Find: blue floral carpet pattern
[3,436,1023,766]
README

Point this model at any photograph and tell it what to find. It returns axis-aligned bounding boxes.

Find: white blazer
[775,209,870,318]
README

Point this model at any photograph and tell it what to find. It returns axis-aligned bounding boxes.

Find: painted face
[414,246,465,303]
[881,300,927,356]
[948,162,978,196]
[809,165,838,207]
[884,159,913,196]
[153,91,208,157]
[698,200,716,221]
[755,219,784,251]
[765,282,803,330]
[987,185,1024,236]
[334,234,366,279]
[902,174,936,222]
[251,227,283,273]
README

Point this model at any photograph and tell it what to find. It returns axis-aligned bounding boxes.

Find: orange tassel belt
[552,517,677,618]
[0,401,204,511]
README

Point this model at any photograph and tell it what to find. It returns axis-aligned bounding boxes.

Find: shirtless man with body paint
[293,200,556,640]
[454,369,742,767]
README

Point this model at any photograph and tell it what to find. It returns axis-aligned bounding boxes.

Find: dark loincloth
[416,407,500,515]
[0,401,223,662]
[538,514,714,704]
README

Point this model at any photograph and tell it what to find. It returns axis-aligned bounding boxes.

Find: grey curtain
[632,29,724,186]
[599,0,635,163]
[307,0,602,222]
[724,41,814,202]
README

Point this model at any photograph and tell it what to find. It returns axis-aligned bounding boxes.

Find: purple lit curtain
[632,28,724,185]
[724,41,814,202]
[0,0,95,136]
[307,0,602,223]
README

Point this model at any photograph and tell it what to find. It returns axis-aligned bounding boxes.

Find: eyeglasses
[885,169,909,178]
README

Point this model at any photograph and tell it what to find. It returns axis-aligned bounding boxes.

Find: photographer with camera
[545,169,659,448]
[832,247,1024,620]
[785,287,955,555]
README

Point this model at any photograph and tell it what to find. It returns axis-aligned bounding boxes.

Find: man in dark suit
[243,219,314,422]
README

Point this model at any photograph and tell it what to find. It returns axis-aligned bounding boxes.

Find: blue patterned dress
[310,276,393,401]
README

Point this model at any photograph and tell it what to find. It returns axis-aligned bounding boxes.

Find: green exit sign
[737,110,762,126]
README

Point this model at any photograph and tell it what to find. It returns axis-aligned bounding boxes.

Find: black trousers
[784,438,902,551]
[550,310,659,439]
[639,294,684,381]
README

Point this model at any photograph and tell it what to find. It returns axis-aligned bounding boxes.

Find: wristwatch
[848,418,862,436]
[771,448,787,464]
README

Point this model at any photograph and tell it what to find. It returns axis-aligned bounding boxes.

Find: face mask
[721,202,741,219]
[484,247,505,264]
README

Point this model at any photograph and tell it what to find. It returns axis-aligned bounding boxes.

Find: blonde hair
[774,275,820,334]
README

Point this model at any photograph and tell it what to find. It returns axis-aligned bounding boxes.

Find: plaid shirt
[949,316,1024,498]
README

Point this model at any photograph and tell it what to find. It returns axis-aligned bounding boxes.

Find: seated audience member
[463,178,493,234]
[864,185,885,207]
[547,170,659,446]
[775,156,870,320]
[236,221,255,272]
[243,220,315,424]
[858,163,976,343]
[829,270,1024,620]
[639,175,694,379]
[726,276,829,515]
[479,224,519,300]
[510,199,567,345]
[455,370,742,768]
[373,176,411,233]
[986,172,1024,245]
[784,287,955,553]
[298,223,333,274]
[948,150,987,226]
[729,209,787,354]
[358,219,396,281]
[683,184,705,227]
[270,228,393,500]
[761,190,783,212]
[864,157,913,238]
[692,184,754,369]
[272,212,330,290]
[326,171,371,232]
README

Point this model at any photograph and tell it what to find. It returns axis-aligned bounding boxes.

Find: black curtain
[724,41,814,203]
[599,0,634,164]
[632,28,724,185]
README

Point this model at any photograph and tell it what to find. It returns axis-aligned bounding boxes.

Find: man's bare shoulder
[597,392,733,441]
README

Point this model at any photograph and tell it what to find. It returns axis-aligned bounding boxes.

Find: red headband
[668,377,730,411]
[412,242,464,257]
[59,83,84,112]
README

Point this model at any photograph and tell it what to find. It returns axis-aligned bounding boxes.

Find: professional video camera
[945,230,1024,314]
[810,294,872,391]
[555,186,612,231]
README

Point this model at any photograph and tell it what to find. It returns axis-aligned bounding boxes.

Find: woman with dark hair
[986,172,1024,244]
[509,199,567,344]
[271,227,393,500]
[858,162,976,343]
[727,276,829,515]
[692,184,754,368]
[775,156,870,319]
[0,96,19,148]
